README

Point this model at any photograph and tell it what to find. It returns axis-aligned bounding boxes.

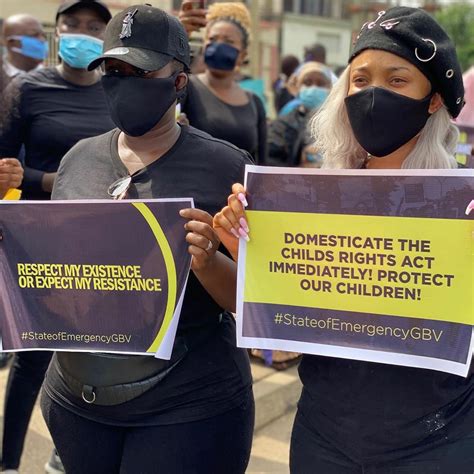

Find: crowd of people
[0,1,472,473]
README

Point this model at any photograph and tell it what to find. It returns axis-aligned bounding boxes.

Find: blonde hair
[206,2,251,49]
[312,66,459,170]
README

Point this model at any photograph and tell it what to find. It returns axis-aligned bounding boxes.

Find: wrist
[192,250,219,274]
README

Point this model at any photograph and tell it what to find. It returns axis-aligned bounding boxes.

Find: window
[317,32,341,54]
[283,0,295,13]
[301,0,332,17]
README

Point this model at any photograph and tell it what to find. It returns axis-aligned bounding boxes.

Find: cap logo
[120,8,138,40]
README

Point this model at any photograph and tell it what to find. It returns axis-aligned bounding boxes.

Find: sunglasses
[108,176,132,200]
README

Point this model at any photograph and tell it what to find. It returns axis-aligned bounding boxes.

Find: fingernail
[238,227,250,241]
[230,228,240,239]
[237,193,248,208]
[239,217,249,233]
[465,199,474,216]
[179,210,185,216]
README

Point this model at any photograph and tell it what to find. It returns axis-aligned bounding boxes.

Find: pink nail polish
[465,199,474,216]
[239,217,249,233]
[230,228,240,239]
[238,227,250,241]
[237,193,248,208]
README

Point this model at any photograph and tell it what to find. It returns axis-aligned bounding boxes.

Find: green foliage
[435,3,474,72]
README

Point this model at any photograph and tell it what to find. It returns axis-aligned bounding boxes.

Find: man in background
[2,14,48,79]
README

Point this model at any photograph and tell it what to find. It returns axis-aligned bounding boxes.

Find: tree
[435,3,474,72]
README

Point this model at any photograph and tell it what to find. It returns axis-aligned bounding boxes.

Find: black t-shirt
[44,126,253,426]
[182,76,267,164]
[0,67,115,200]
[298,353,474,463]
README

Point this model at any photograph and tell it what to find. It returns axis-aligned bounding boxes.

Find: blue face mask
[299,86,329,110]
[58,34,103,70]
[9,35,49,61]
[204,42,240,71]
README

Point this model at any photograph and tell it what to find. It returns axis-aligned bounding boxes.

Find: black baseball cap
[87,4,190,72]
[56,0,112,24]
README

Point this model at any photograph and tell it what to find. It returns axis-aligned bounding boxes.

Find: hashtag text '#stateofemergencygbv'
[273,313,443,342]
[20,331,133,344]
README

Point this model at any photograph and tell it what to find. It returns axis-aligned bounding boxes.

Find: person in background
[303,42,326,64]
[279,61,332,117]
[268,61,332,167]
[0,2,114,473]
[178,1,267,164]
[303,42,339,84]
[0,64,22,201]
[0,50,23,371]
[2,14,48,80]
[0,0,113,200]
[273,54,300,114]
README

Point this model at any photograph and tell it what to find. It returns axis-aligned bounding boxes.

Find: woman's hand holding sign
[213,183,249,261]
[180,208,219,271]
[180,206,239,312]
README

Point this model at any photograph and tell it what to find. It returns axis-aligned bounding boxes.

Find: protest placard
[0,199,192,359]
[237,166,474,376]
[456,125,474,168]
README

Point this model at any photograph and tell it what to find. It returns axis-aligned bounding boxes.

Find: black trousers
[41,389,254,474]
[1,351,52,469]
[290,408,474,474]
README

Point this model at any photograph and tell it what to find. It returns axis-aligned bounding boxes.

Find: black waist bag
[56,317,222,406]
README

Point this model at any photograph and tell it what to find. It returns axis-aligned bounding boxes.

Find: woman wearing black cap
[0,2,114,473]
[38,5,254,474]
[214,7,473,473]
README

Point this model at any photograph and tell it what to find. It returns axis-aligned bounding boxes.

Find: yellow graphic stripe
[132,203,177,353]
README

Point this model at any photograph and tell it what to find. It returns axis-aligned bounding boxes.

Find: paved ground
[0,361,52,473]
[247,409,295,474]
[0,359,301,473]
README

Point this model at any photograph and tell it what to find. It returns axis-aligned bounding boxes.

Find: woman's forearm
[192,251,238,312]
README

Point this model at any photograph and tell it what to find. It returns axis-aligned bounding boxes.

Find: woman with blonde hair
[178,1,267,164]
[268,61,333,167]
[214,7,473,473]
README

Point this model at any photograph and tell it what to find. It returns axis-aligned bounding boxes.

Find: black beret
[350,7,465,118]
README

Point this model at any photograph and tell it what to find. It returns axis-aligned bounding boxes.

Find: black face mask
[204,42,240,71]
[345,87,432,157]
[101,74,179,137]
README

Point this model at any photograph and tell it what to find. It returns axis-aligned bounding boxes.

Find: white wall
[281,14,352,67]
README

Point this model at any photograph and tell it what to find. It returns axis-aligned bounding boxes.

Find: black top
[298,354,474,463]
[268,105,313,167]
[182,76,267,164]
[0,67,115,200]
[44,126,253,426]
